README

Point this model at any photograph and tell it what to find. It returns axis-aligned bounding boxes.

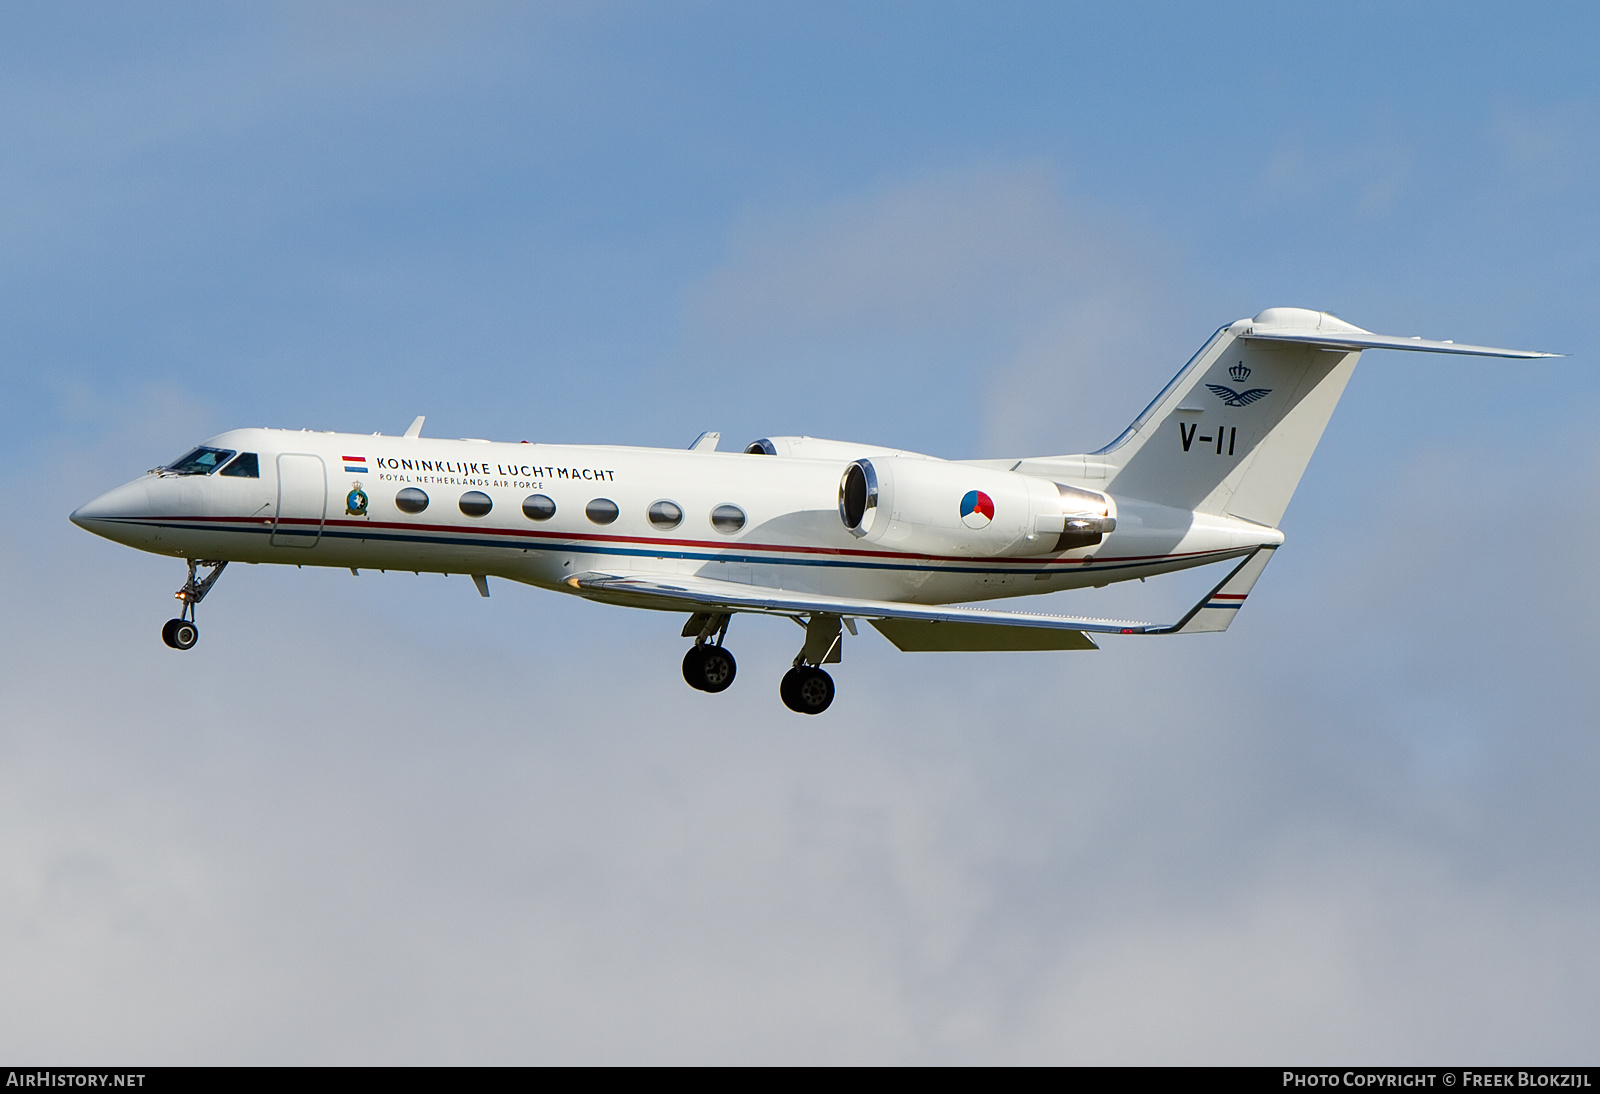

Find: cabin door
[272,453,327,548]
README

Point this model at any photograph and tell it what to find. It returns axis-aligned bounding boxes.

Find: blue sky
[3,2,1598,1062]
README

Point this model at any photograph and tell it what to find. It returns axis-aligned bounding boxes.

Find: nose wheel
[161,559,227,651]
[161,618,199,650]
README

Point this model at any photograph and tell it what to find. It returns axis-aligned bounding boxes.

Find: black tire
[782,667,834,714]
[779,667,803,709]
[682,646,710,690]
[697,647,737,693]
[162,618,198,650]
[683,646,737,692]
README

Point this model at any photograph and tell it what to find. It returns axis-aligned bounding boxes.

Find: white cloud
[8,426,1600,1062]
[692,164,1105,339]
[683,164,1207,458]
[1257,136,1415,221]
[1022,847,1600,1063]
[1488,102,1596,199]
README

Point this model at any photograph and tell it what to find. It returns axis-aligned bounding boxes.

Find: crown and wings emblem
[1206,362,1271,407]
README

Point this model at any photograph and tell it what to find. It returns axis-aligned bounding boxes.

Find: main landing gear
[679,610,844,715]
[683,644,738,692]
[779,665,834,716]
[162,559,227,651]
[780,612,841,715]
[682,612,737,692]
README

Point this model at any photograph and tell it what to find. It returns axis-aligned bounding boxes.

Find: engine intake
[839,460,877,534]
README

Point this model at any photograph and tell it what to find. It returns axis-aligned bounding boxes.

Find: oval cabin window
[710,504,746,534]
[523,494,556,521]
[647,500,683,529]
[459,491,492,517]
[586,498,619,525]
[394,488,429,514]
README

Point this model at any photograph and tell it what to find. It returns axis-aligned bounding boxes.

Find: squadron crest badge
[1207,361,1271,407]
[345,483,369,517]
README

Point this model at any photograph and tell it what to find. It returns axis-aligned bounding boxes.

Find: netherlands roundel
[960,489,994,529]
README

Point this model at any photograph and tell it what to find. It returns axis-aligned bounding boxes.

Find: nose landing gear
[161,618,199,650]
[681,611,737,692]
[162,559,227,650]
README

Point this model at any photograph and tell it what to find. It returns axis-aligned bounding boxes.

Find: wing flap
[871,618,1098,651]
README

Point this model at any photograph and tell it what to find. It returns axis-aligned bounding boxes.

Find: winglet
[1143,545,1278,634]
[688,431,721,451]
[404,416,426,438]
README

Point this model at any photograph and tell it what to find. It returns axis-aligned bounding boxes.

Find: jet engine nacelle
[745,435,935,461]
[838,457,1115,557]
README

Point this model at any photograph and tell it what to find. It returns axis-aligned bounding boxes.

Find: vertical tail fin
[1071,308,1554,527]
[1094,310,1362,526]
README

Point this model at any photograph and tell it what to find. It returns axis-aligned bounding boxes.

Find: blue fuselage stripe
[102,516,1237,579]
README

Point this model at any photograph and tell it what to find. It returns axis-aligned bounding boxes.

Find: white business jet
[71,307,1556,714]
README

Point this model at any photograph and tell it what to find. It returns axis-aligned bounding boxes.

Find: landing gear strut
[681,612,736,693]
[162,559,226,651]
[676,610,845,712]
[780,613,843,715]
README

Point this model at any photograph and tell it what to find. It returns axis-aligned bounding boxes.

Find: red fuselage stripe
[135,513,1240,568]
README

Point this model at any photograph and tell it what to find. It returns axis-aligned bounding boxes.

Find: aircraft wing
[563,570,1150,649]
[565,549,1277,650]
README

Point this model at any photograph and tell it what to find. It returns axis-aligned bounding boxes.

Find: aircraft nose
[70,479,153,532]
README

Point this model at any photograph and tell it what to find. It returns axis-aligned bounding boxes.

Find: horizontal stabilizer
[1242,329,1559,358]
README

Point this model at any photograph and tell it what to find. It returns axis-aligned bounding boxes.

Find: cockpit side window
[218,452,260,478]
[162,446,237,475]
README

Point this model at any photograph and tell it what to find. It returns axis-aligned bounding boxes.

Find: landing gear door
[272,453,327,548]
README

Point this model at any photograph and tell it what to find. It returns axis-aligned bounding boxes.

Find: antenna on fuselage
[403,416,425,438]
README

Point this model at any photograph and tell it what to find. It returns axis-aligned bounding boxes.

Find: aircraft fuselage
[71,427,1270,608]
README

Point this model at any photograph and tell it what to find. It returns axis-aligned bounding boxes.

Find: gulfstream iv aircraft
[72,308,1556,714]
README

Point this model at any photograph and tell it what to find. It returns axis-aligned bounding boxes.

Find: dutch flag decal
[343,455,369,474]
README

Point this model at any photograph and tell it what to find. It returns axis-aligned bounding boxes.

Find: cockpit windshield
[219,452,260,478]
[161,446,237,475]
